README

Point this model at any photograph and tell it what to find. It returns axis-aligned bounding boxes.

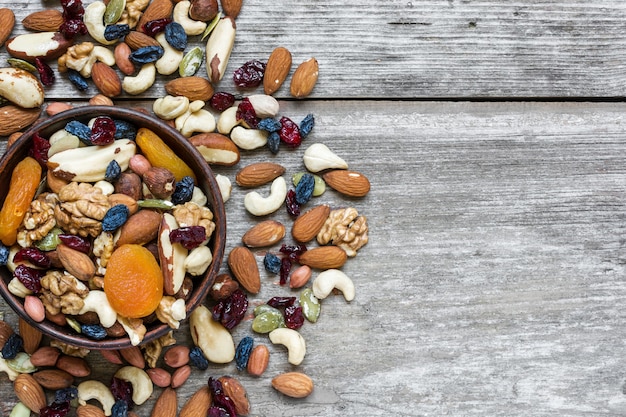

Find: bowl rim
[0,106,226,349]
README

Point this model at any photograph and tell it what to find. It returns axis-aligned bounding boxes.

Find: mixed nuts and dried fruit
[0,0,370,415]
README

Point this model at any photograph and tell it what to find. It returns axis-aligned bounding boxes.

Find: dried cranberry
[212,289,248,330]
[58,234,91,254]
[233,59,266,89]
[143,18,172,37]
[267,296,296,308]
[279,243,307,260]
[285,189,300,217]
[236,97,259,129]
[169,226,206,250]
[285,304,304,330]
[208,377,224,396]
[14,264,43,293]
[90,116,116,146]
[35,58,55,86]
[14,247,51,268]
[110,377,134,409]
[279,116,302,148]
[213,394,237,417]
[207,407,230,417]
[40,400,71,417]
[29,132,51,167]
[279,257,292,286]
[61,0,84,18]
[210,92,236,112]
[59,19,87,38]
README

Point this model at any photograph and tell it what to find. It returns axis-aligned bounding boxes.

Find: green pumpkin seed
[300,288,321,323]
[179,47,204,77]
[293,172,326,196]
[6,352,37,373]
[201,12,223,41]
[253,304,281,316]
[9,402,31,417]
[104,0,126,25]
[7,58,37,73]
[66,317,82,333]
[252,310,285,333]
[35,227,63,251]
[137,199,175,210]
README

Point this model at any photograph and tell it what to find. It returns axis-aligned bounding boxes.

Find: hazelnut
[189,0,218,21]
[209,273,239,300]
[114,172,142,200]
[143,167,176,199]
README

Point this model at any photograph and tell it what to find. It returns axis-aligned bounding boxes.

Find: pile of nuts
[0,0,372,415]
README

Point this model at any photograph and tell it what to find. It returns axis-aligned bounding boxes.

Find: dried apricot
[104,244,163,318]
[0,157,42,246]
[135,127,196,182]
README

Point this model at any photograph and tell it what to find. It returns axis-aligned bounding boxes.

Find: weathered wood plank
[1,101,626,415]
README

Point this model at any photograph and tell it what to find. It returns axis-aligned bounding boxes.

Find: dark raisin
[111,399,128,417]
[267,296,296,309]
[81,323,107,340]
[14,264,43,293]
[212,289,248,330]
[285,189,300,217]
[235,336,253,371]
[236,98,259,129]
[40,400,71,417]
[267,131,280,154]
[129,46,165,65]
[279,257,292,286]
[279,116,302,148]
[263,252,281,274]
[29,132,51,167]
[279,243,307,261]
[101,204,130,232]
[0,243,9,265]
[1,333,23,359]
[55,386,78,403]
[189,346,209,370]
[169,226,206,250]
[58,234,91,254]
[284,304,304,330]
[110,377,134,409]
[143,18,172,37]
[114,119,137,140]
[299,113,315,138]
[59,19,87,38]
[104,24,130,41]
[35,57,55,86]
[209,92,236,112]
[67,69,89,91]
[295,173,315,204]
[65,120,92,145]
[233,60,266,89]
[257,118,282,133]
[14,247,51,268]
[164,21,187,50]
[171,176,194,204]
[90,116,117,146]
[105,160,122,182]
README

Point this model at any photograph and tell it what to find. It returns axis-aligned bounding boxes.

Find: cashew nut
[191,186,208,206]
[303,143,349,173]
[0,68,44,109]
[153,95,190,120]
[114,366,153,405]
[215,174,232,203]
[80,46,116,77]
[8,277,33,298]
[244,176,287,216]
[78,290,118,328]
[312,269,355,301]
[180,108,216,137]
[217,105,240,134]
[48,129,80,157]
[122,63,156,95]
[77,380,116,416]
[155,33,183,75]
[190,304,235,364]
[269,328,306,365]
[0,354,20,381]
[84,1,117,46]
[94,180,114,196]
[230,126,268,150]
[173,1,207,35]
[247,94,279,118]
[174,99,204,132]
[184,245,213,275]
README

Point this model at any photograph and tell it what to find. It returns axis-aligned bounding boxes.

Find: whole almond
[14,374,47,412]
[264,46,292,95]
[124,31,161,49]
[115,209,163,247]
[56,243,96,281]
[77,404,106,417]
[292,204,331,243]
[24,295,45,322]
[179,385,212,417]
[242,220,285,247]
[164,345,190,368]
[219,376,250,415]
[0,8,15,47]
[91,62,122,97]
[271,372,314,398]
[137,0,174,31]
[290,57,319,98]
[114,42,136,75]
[120,345,146,369]
[151,387,177,417]
[246,344,270,377]
[0,105,41,136]
[228,246,261,294]
[99,349,124,365]
[30,346,61,367]
[171,364,191,388]
[89,94,114,106]
[235,162,286,187]
[165,76,214,101]
[146,367,172,388]
[19,317,42,354]
[221,0,242,18]
[33,369,74,390]
[22,9,63,32]
[108,193,139,215]
[56,355,91,377]
[323,170,371,197]
[190,132,240,166]
[298,246,347,269]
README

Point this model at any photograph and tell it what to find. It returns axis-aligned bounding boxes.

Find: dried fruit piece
[278,116,301,148]
[212,289,248,329]
[233,59,266,88]
[209,91,235,112]
[135,127,196,182]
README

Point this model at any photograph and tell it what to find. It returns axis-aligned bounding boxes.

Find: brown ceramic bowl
[0,106,226,349]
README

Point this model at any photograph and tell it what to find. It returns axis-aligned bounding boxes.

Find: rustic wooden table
[2,1,626,416]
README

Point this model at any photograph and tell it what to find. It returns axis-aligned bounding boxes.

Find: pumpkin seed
[6,352,37,373]
[179,46,204,77]
[7,58,36,73]
[300,288,321,323]
[252,310,285,333]
[137,199,175,210]
[104,0,126,25]
[66,317,82,333]
[9,402,31,417]
[201,12,223,41]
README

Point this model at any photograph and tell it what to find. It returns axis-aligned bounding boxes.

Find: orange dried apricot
[135,127,196,182]
[0,156,42,246]
[104,244,163,318]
